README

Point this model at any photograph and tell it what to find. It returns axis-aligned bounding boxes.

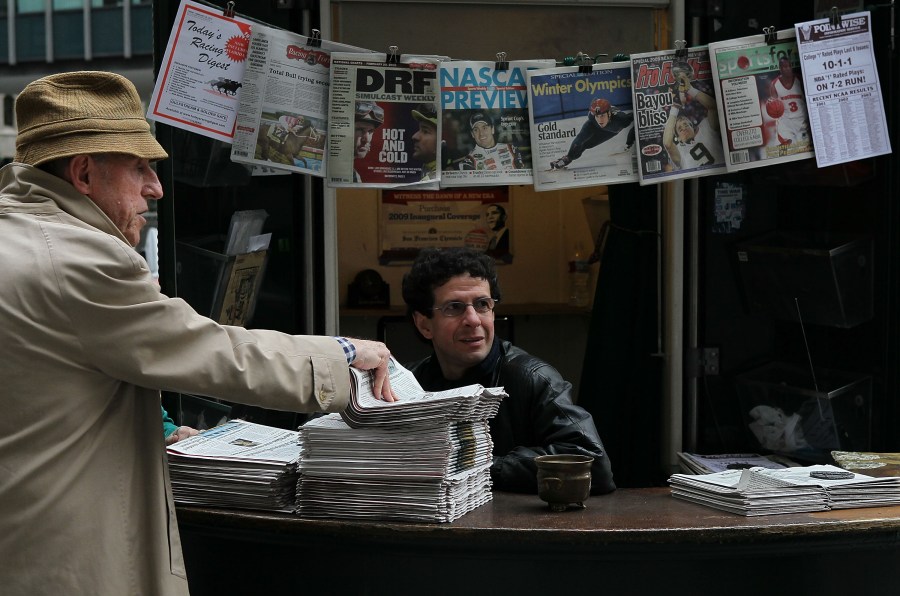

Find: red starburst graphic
[225,35,249,62]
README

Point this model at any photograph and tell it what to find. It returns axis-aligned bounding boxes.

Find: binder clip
[222,1,235,18]
[306,28,322,49]
[495,52,509,71]
[575,52,593,74]
[387,45,401,66]
[673,40,688,59]
[763,26,777,45]
[829,6,841,28]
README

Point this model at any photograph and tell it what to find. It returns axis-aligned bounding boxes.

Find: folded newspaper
[341,357,506,428]
[669,464,900,516]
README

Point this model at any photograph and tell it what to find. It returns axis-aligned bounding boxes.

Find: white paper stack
[296,414,495,522]
[167,419,302,512]
[669,464,900,516]
[341,362,505,428]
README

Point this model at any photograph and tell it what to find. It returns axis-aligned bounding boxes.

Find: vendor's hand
[165,426,200,446]
[350,339,398,402]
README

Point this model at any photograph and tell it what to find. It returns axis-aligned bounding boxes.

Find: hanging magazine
[147,0,253,143]
[708,29,815,172]
[327,52,446,189]
[230,27,373,176]
[439,59,554,188]
[630,46,727,184]
[527,61,638,191]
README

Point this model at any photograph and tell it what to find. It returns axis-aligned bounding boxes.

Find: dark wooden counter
[177,488,900,595]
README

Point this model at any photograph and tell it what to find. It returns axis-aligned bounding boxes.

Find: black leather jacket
[406,340,616,494]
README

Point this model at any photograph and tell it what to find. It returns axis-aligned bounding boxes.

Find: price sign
[795,11,891,167]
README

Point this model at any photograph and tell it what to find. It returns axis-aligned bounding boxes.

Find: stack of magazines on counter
[166,419,302,512]
[668,464,900,516]
[295,358,506,523]
[676,452,798,474]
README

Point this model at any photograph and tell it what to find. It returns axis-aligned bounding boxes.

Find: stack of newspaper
[676,452,796,474]
[669,464,900,516]
[296,414,494,522]
[166,419,302,512]
[341,360,504,428]
[295,359,505,522]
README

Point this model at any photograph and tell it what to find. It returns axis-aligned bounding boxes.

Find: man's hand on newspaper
[166,426,200,446]
[350,339,398,402]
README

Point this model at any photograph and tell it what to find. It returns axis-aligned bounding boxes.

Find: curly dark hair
[402,247,502,318]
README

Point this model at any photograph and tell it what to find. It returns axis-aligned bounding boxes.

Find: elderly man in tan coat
[0,71,395,595]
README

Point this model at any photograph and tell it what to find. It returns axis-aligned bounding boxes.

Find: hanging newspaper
[327,52,446,189]
[147,0,252,143]
[527,61,638,191]
[630,46,727,184]
[795,11,891,168]
[439,59,555,188]
[229,27,373,176]
[708,30,815,172]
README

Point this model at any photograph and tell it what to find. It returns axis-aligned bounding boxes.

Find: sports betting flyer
[795,11,891,168]
[147,0,252,143]
[527,61,638,191]
[708,30,815,172]
[630,46,727,184]
[439,59,554,188]
[327,52,445,189]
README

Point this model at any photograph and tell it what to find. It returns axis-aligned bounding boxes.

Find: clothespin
[763,26,777,45]
[495,52,509,71]
[829,6,841,28]
[306,28,322,49]
[593,53,609,66]
[576,52,593,74]
[559,56,577,67]
[673,39,688,60]
[612,53,630,62]
[387,45,400,66]
[222,1,235,18]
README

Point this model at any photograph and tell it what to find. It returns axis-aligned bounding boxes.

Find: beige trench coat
[0,164,351,595]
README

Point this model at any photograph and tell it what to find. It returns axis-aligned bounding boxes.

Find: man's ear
[412,311,434,340]
[66,155,94,196]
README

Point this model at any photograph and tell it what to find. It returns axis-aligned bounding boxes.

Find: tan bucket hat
[14,71,169,166]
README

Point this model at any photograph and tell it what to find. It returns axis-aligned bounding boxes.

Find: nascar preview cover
[629,46,727,184]
[708,30,815,172]
[527,61,638,192]
[327,52,445,189]
[439,59,554,188]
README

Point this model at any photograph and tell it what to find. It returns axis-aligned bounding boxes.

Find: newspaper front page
[795,11,891,167]
[147,0,253,143]
[527,61,638,191]
[708,30,815,172]
[229,26,372,176]
[439,59,554,188]
[327,53,446,189]
[630,47,727,184]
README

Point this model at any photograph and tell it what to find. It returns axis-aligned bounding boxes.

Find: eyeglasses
[433,297,498,317]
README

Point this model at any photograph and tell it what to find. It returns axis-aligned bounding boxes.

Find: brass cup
[534,454,593,512]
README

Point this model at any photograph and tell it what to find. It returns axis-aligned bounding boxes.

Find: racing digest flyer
[629,46,727,184]
[527,61,638,191]
[327,53,446,189]
[439,59,554,188]
[708,30,815,172]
